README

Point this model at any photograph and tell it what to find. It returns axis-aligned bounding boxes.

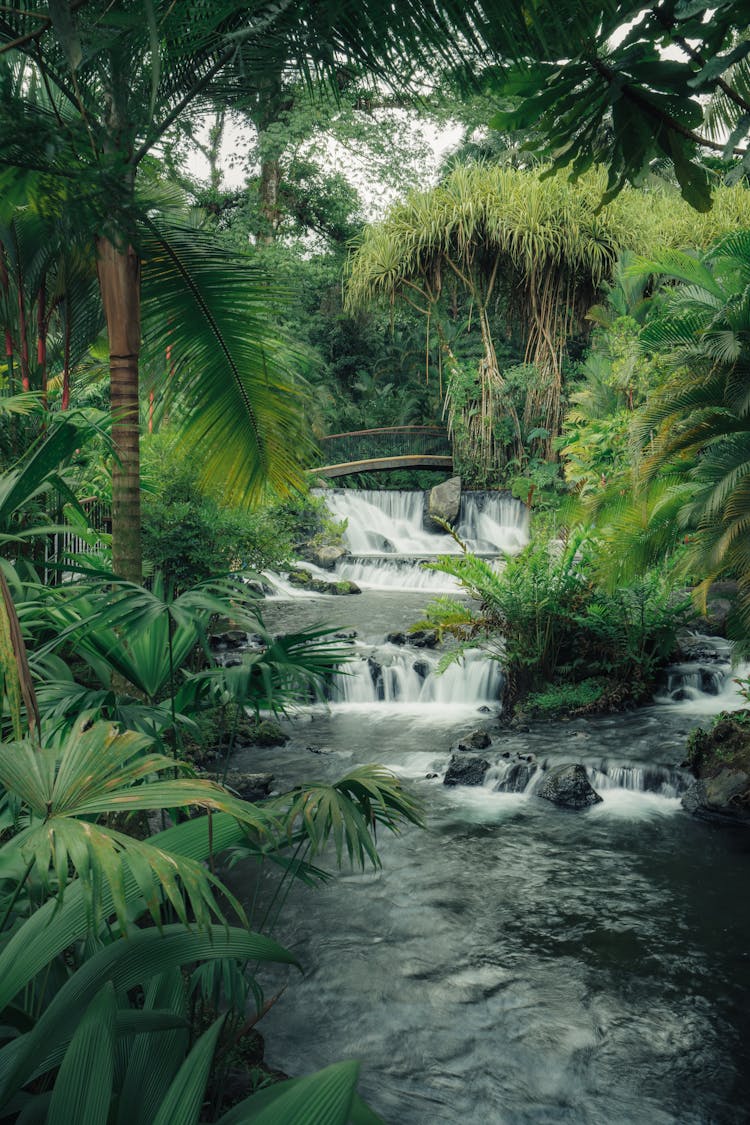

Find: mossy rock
[242,718,289,747]
[685,712,750,779]
[682,710,750,822]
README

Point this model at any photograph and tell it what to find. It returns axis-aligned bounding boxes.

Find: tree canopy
[487,0,750,210]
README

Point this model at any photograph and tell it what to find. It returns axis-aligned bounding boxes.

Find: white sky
[187,110,464,219]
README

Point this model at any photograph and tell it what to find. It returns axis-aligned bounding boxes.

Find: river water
[236,490,750,1124]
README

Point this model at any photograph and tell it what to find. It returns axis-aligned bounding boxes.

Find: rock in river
[682,771,750,822]
[456,728,492,751]
[425,475,461,531]
[443,753,490,787]
[538,763,603,809]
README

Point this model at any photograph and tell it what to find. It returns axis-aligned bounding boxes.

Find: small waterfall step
[484,757,688,797]
[320,488,529,558]
[330,643,504,705]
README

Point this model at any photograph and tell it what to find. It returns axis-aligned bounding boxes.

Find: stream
[234,489,750,1124]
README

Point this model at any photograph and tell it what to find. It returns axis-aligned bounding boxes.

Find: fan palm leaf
[0,715,277,931]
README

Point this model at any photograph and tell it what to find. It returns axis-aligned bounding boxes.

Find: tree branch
[590,56,748,157]
[650,6,750,118]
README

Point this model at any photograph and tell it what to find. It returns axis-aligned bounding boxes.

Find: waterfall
[330,645,503,706]
[323,488,528,558]
[314,487,529,592]
[481,758,688,797]
[656,637,749,713]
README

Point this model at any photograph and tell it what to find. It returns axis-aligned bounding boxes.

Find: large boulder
[299,544,348,571]
[537,763,602,809]
[682,771,750,822]
[425,476,461,531]
[443,753,490,787]
[684,579,739,636]
[681,713,750,823]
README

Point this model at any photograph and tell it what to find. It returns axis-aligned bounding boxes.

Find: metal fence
[317,426,451,466]
[44,498,111,582]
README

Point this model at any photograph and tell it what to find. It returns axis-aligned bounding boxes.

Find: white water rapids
[238,487,750,1124]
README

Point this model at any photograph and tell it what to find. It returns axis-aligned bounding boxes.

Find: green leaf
[0,814,252,1031]
[0,926,299,1105]
[217,1061,375,1124]
[46,980,116,1125]
[117,970,189,1125]
[151,1016,225,1125]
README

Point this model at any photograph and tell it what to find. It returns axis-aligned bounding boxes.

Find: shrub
[140,439,334,589]
[415,533,690,714]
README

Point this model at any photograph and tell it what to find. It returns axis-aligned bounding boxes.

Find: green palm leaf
[140,220,312,503]
[45,981,116,1125]
[0,813,251,1017]
[151,1015,225,1125]
[217,1060,384,1125]
[273,765,423,869]
[117,969,189,1125]
[0,926,298,1108]
[0,717,276,930]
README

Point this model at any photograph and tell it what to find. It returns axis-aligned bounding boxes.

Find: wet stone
[537,763,603,809]
[443,754,490,787]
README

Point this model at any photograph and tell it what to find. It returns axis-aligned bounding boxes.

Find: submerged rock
[204,771,273,802]
[410,629,438,649]
[456,729,492,752]
[209,629,248,651]
[443,753,490,787]
[495,761,534,793]
[538,763,603,809]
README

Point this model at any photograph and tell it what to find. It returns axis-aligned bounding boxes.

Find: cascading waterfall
[323,487,529,557]
[658,638,748,712]
[330,645,503,706]
[316,487,529,592]
[243,491,750,1124]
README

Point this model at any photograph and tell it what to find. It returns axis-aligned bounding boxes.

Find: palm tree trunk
[96,236,142,582]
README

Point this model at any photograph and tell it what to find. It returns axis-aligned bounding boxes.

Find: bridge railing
[317,426,451,466]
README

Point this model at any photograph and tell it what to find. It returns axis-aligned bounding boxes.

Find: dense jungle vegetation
[1,1,750,1121]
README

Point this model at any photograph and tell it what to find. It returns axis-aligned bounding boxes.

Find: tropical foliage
[0,424,423,1121]
[347,164,750,477]
[414,537,690,714]
[633,232,750,632]
[487,0,750,210]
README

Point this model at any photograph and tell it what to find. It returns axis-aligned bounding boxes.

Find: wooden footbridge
[313,426,453,479]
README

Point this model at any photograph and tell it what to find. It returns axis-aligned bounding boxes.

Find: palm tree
[633,232,750,622]
[0,208,102,424]
[0,1,534,581]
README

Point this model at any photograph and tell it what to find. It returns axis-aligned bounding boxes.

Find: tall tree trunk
[96,236,142,582]
[258,155,281,244]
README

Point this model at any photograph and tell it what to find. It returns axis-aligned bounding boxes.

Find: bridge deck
[313,427,453,479]
[313,454,453,479]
